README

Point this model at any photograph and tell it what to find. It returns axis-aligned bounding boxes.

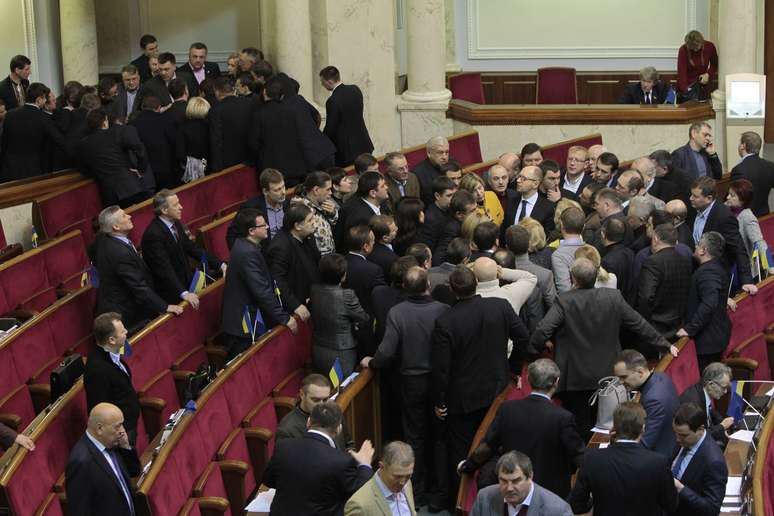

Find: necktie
[170,224,179,241]
[15,83,23,106]
[517,505,529,516]
[517,200,528,222]
[645,92,651,104]
[107,449,135,514]
[672,447,688,478]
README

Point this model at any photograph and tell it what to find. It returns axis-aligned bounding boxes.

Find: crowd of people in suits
[3,31,774,516]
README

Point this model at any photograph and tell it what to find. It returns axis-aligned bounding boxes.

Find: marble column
[398,0,452,147]
[274,0,316,105]
[59,0,99,85]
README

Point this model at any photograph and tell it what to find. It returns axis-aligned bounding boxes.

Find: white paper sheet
[725,476,742,497]
[598,442,609,449]
[245,489,275,511]
[729,429,755,443]
[590,427,610,434]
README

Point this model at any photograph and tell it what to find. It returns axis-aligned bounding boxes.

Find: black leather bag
[50,354,85,403]
[183,363,216,403]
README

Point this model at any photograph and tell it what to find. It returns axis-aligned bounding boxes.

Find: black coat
[688,201,753,284]
[0,105,67,181]
[84,346,140,435]
[559,172,593,202]
[176,118,209,163]
[367,242,397,279]
[65,434,141,516]
[684,259,731,356]
[648,176,678,203]
[263,432,372,516]
[130,110,179,189]
[421,202,450,252]
[503,193,556,235]
[601,242,635,304]
[671,143,722,182]
[335,197,383,252]
[680,382,729,447]
[731,154,774,216]
[662,165,692,205]
[284,94,335,171]
[226,196,291,250]
[0,75,29,111]
[221,237,289,338]
[413,158,444,208]
[266,230,321,313]
[343,253,386,317]
[130,54,151,82]
[432,295,528,414]
[141,217,221,304]
[93,234,168,332]
[106,84,141,120]
[249,99,307,182]
[636,247,694,338]
[322,84,374,166]
[671,431,728,516]
[618,81,671,104]
[177,61,221,82]
[209,95,254,172]
[138,72,199,106]
[165,99,188,129]
[590,211,634,254]
[432,218,462,266]
[568,442,679,516]
[76,125,151,206]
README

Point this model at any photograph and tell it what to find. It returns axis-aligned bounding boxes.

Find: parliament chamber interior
[1,1,774,515]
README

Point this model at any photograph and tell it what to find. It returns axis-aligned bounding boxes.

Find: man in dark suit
[459,359,584,499]
[671,122,723,181]
[267,204,321,322]
[84,313,141,444]
[66,403,141,516]
[680,362,734,449]
[0,83,67,182]
[589,188,634,253]
[221,208,298,361]
[503,165,555,235]
[76,108,153,208]
[383,152,421,211]
[177,42,220,85]
[688,177,756,295]
[560,146,593,201]
[569,402,679,516]
[0,421,34,451]
[282,79,337,174]
[343,225,386,352]
[651,149,692,205]
[600,217,635,303]
[0,55,31,111]
[336,171,391,252]
[130,34,158,82]
[432,266,528,508]
[614,349,680,458]
[141,190,224,306]
[368,214,398,278]
[226,168,290,250]
[93,206,183,333]
[129,95,179,189]
[138,52,198,108]
[677,231,734,370]
[731,131,774,216]
[414,136,451,207]
[432,190,477,265]
[319,65,374,167]
[484,164,517,216]
[164,78,189,129]
[530,259,673,440]
[108,65,142,121]
[670,402,728,515]
[263,401,374,516]
[209,76,253,172]
[421,176,456,252]
[619,66,670,104]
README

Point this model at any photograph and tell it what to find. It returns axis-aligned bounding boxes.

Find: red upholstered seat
[35,492,64,516]
[49,288,96,357]
[33,180,102,241]
[536,67,578,104]
[193,463,233,516]
[241,397,278,485]
[135,412,150,456]
[449,73,485,104]
[126,204,155,248]
[217,428,258,507]
[180,498,203,516]
[760,214,774,245]
[198,213,236,262]
[727,296,757,354]
[404,131,483,170]
[144,448,192,516]
[139,369,182,439]
[753,278,774,329]
[222,360,264,427]
[11,317,57,385]
[542,134,603,167]
[662,340,700,395]
[272,369,304,398]
[0,251,50,314]
[126,330,174,389]
[0,384,36,433]
[732,334,770,381]
[43,231,88,288]
[19,286,58,313]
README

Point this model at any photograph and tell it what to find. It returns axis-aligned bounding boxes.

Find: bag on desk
[50,354,85,403]
[183,362,216,402]
[589,376,628,430]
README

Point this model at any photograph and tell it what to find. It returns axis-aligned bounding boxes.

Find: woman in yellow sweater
[459,173,504,226]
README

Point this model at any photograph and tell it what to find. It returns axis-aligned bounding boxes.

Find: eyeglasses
[252,223,268,229]
[567,157,586,163]
[516,175,538,182]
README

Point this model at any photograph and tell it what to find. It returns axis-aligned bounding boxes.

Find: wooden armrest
[55,287,76,298]
[244,427,273,442]
[205,346,227,371]
[53,472,65,493]
[0,413,20,431]
[219,459,248,475]
[723,357,759,372]
[28,383,52,413]
[139,396,166,412]
[272,396,296,422]
[197,496,230,515]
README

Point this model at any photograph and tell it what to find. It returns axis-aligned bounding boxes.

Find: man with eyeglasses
[679,362,734,449]
[505,165,555,234]
[560,146,592,201]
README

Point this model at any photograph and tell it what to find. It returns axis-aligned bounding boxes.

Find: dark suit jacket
[413,158,444,208]
[266,230,321,312]
[221,237,289,338]
[618,81,670,104]
[421,202,450,253]
[680,383,728,447]
[107,84,142,120]
[285,93,336,171]
[0,104,67,181]
[0,76,29,110]
[385,173,421,211]
[636,247,693,338]
[76,125,150,206]
[503,193,556,235]
[335,197,383,252]
[343,253,385,317]
[141,217,221,304]
[225,196,291,250]
[648,176,678,203]
[0,422,16,448]
[559,172,593,202]
[367,242,397,279]
[671,143,722,182]
[432,295,528,414]
[639,372,679,458]
[662,165,692,205]
[138,72,198,107]
[323,84,373,166]
[66,434,141,516]
[568,442,679,516]
[688,201,752,284]
[130,54,151,82]
[684,259,731,356]
[263,431,372,516]
[432,218,463,266]
[731,154,774,216]
[84,346,140,434]
[601,242,635,304]
[209,95,254,172]
[590,211,634,254]
[130,110,179,189]
[93,234,168,332]
[249,98,307,182]
[177,61,220,83]
[165,99,188,129]
[672,433,728,516]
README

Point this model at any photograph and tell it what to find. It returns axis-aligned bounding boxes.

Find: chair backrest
[403,130,483,170]
[32,180,103,242]
[655,338,700,396]
[542,133,603,166]
[760,213,774,246]
[536,67,578,104]
[449,73,485,104]
[198,212,236,262]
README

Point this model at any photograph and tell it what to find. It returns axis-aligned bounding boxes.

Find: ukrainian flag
[757,242,773,271]
[80,271,89,287]
[31,226,39,248]
[241,306,252,335]
[119,339,133,357]
[189,269,205,294]
[329,357,344,389]
[727,380,746,422]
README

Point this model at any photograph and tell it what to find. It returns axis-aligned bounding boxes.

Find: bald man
[666,199,694,249]
[473,257,536,316]
[585,144,606,174]
[498,152,520,189]
[505,165,556,234]
[66,403,141,516]
[485,164,517,214]
[414,136,451,207]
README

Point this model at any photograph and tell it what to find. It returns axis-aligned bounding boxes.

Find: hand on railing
[741,283,759,296]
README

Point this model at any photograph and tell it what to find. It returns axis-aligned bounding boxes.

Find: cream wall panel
[0,1,31,81]
[96,0,133,74]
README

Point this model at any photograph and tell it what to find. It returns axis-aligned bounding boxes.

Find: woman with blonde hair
[459,173,504,226]
[518,217,553,270]
[177,96,211,181]
[461,211,490,241]
[574,244,617,289]
[547,198,583,247]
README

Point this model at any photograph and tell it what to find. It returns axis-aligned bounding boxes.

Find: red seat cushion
[0,252,50,312]
[196,389,235,458]
[542,134,603,168]
[199,215,235,262]
[125,332,174,389]
[34,181,102,241]
[0,344,25,400]
[727,296,758,354]
[663,340,700,395]
[10,318,57,384]
[0,384,36,432]
[144,448,192,516]
[18,286,58,313]
[734,334,771,381]
[222,360,264,427]
[536,67,578,104]
[139,369,182,433]
[195,463,232,516]
[217,428,257,497]
[449,73,485,104]
[760,214,774,246]
[43,232,88,288]
[50,288,96,356]
[242,397,277,459]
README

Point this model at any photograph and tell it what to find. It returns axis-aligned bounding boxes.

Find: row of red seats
[448,68,580,105]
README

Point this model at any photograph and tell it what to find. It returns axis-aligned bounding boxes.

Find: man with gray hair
[731,130,774,216]
[383,151,420,210]
[632,156,676,203]
[345,441,417,515]
[414,135,451,207]
[619,66,670,104]
[460,358,584,499]
[93,205,183,333]
[680,362,735,449]
[470,450,572,516]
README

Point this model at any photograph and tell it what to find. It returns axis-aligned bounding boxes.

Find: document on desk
[245,489,275,512]
[729,429,755,442]
[590,427,610,434]
[725,476,742,497]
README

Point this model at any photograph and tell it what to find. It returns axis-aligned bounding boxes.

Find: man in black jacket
[130,34,158,82]
[671,122,723,181]
[226,168,290,250]
[421,176,456,252]
[600,217,635,303]
[141,190,224,306]
[336,171,391,251]
[459,358,584,499]
[504,165,555,235]
[0,55,30,111]
[618,66,670,104]
[209,76,253,172]
[221,208,297,361]
[263,401,374,516]
[138,52,198,107]
[680,362,734,449]
[108,65,142,121]
[589,188,633,253]
[84,313,141,444]
[343,225,386,353]
[65,403,141,516]
[414,136,451,207]
[731,131,774,216]
[93,206,183,333]
[129,95,179,189]
[320,66,374,167]
[569,402,679,516]
[367,214,398,278]
[177,42,220,85]
[432,189,477,266]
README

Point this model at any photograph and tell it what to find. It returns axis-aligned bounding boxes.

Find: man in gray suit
[471,451,571,516]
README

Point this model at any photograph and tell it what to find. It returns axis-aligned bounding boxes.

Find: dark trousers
[400,374,432,498]
[698,352,723,374]
[116,190,151,209]
[446,407,488,509]
[558,389,596,442]
[224,334,253,363]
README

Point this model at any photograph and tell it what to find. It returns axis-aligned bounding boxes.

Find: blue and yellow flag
[757,242,773,271]
[329,357,344,389]
[119,339,133,357]
[31,226,39,249]
[189,269,205,294]
[241,305,252,335]
[665,86,677,105]
[727,380,746,422]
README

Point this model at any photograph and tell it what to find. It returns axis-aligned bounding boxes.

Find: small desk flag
[329,357,344,389]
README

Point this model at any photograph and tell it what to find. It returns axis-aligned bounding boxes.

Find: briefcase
[50,354,85,403]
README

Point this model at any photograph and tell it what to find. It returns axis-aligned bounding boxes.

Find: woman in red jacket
[677,30,718,101]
